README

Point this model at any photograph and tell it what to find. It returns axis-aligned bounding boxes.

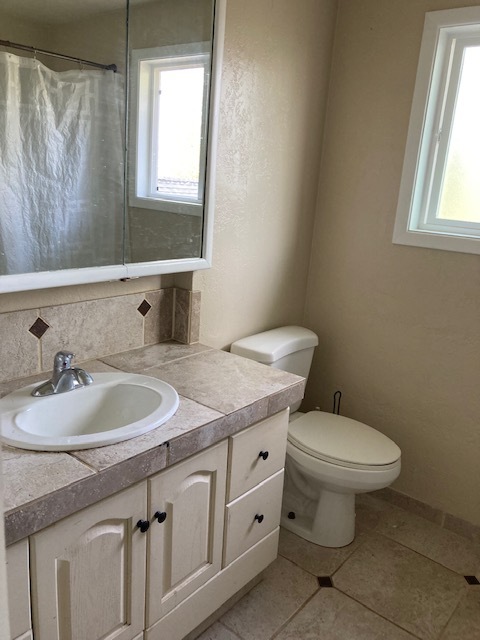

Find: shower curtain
[0,51,125,274]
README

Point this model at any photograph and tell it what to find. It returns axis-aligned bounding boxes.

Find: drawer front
[228,409,288,501]
[224,470,284,566]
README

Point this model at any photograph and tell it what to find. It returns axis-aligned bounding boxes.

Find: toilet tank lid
[230,326,318,364]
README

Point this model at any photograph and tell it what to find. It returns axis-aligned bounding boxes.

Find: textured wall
[195,0,338,348]
[304,0,480,525]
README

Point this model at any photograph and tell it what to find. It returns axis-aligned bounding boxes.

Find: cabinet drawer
[228,409,288,501]
[6,539,31,640]
[224,470,284,566]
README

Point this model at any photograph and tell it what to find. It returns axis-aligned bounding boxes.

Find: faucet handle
[53,351,75,372]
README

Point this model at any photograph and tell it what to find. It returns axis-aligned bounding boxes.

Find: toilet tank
[230,326,318,378]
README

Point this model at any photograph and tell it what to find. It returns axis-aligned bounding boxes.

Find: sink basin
[0,372,179,451]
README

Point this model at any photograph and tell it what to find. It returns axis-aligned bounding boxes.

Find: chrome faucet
[32,351,94,397]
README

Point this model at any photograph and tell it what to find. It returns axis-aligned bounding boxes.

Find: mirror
[0,0,225,292]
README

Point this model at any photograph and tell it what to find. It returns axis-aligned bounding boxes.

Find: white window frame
[393,7,480,255]
[129,43,211,217]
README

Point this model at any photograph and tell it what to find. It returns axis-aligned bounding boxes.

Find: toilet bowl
[283,410,400,547]
[231,326,402,548]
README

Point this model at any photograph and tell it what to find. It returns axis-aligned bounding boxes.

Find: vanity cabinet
[10,409,289,640]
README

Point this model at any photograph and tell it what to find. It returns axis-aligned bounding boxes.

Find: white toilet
[231,326,401,548]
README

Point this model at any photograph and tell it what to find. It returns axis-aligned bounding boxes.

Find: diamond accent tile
[137,300,152,317]
[318,576,334,588]
[29,317,50,339]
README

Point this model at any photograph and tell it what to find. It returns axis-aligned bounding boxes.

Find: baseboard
[372,488,480,542]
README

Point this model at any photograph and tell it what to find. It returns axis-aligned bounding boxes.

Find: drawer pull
[258,450,269,461]
[254,513,264,524]
[137,519,150,533]
[154,511,167,524]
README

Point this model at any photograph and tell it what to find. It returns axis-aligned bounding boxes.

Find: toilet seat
[288,411,401,470]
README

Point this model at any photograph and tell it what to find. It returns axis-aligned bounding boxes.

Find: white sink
[0,372,179,451]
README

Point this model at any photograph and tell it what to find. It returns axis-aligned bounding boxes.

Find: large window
[130,44,210,216]
[393,7,480,255]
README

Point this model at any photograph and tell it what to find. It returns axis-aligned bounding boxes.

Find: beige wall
[304,0,480,525]
[195,0,338,348]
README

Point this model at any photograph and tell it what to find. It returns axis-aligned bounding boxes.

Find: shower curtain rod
[0,39,117,72]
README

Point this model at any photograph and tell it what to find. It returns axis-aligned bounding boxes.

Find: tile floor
[196,494,480,640]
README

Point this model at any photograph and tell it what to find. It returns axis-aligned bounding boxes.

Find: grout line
[67,454,100,474]
[215,621,243,640]
[436,590,466,640]
[330,587,424,640]
[328,534,371,578]
[36,308,43,373]
[440,510,447,527]
[95,345,215,372]
[171,287,176,340]
[219,618,245,638]
[269,588,321,640]
[371,529,476,579]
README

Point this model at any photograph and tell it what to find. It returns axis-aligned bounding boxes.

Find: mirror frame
[0,0,226,293]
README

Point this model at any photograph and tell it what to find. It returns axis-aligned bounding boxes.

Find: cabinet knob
[154,511,167,524]
[258,450,269,461]
[254,514,264,524]
[136,519,150,533]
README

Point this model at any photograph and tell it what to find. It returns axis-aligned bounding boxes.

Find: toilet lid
[288,411,401,467]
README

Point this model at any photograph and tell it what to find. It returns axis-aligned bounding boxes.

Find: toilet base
[281,486,355,548]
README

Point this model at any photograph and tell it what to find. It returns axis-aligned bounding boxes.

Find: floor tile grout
[216,620,243,640]
[328,586,425,640]
[372,528,477,579]
[435,588,470,640]
[268,587,321,640]
[220,618,244,639]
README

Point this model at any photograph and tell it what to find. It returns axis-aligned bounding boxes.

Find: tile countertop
[1,342,305,546]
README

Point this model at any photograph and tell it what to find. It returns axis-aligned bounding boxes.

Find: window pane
[438,46,480,223]
[156,67,204,201]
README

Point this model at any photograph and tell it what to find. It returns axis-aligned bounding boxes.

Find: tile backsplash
[0,287,200,384]
[174,288,201,344]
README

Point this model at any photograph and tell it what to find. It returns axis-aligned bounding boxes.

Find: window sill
[392,226,480,255]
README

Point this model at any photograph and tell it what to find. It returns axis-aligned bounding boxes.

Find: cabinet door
[6,539,31,640]
[30,482,147,640]
[147,441,227,626]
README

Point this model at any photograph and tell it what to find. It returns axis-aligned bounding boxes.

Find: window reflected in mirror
[126,0,215,264]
